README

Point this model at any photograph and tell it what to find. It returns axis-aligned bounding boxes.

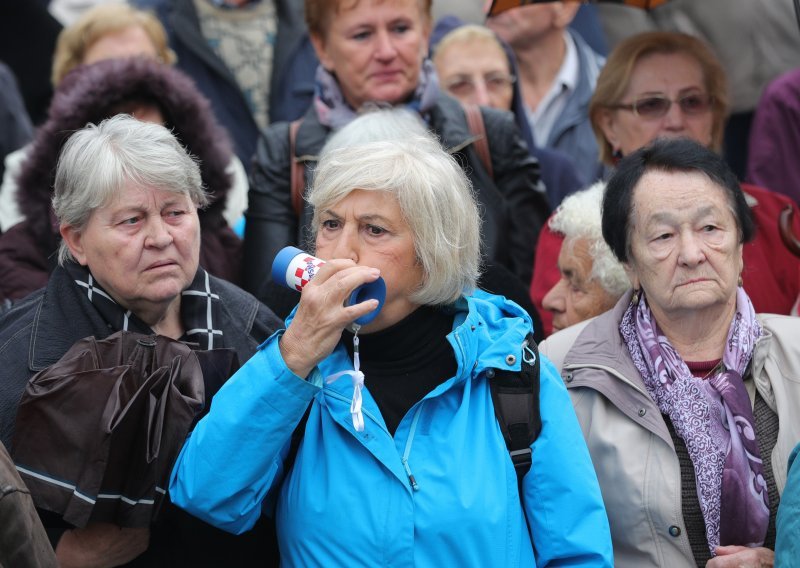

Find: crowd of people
[0,0,799,566]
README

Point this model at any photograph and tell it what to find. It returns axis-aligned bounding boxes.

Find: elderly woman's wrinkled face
[599,52,714,157]
[625,170,742,322]
[82,25,160,66]
[435,37,514,110]
[315,189,423,331]
[543,236,619,332]
[64,184,200,316]
[311,0,429,110]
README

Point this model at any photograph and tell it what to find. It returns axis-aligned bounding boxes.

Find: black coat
[0,266,283,567]
[243,93,549,295]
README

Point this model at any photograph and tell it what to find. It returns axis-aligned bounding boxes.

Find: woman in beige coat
[541,138,800,567]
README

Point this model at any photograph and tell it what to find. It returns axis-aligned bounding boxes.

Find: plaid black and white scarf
[65,262,225,350]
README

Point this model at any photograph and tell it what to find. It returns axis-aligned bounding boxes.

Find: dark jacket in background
[244,93,547,294]
[0,57,243,302]
[0,3,61,125]
[0,62,33,188]
[132,0,318,173]
[747,67,800,206]
[0,264,282,566]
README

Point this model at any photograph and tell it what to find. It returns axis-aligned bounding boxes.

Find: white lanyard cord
[325,327,365,431]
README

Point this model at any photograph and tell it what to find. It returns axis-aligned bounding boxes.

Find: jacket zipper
[401,403,425,491]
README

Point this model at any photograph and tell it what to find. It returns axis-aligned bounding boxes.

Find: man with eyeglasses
[488,2,605,186]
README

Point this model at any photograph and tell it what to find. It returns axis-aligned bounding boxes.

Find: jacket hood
[16,57,234,251]
[453,289,533,379]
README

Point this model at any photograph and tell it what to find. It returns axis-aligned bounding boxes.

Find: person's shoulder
[210,274,259,312]
[541,294,631,371]
[763,68,800,99]
[741,182,795,210]
[433,94,515,134]
[259,106,323,156]
[758,312,800,335]
[540,318,594,373]
[209,275,282,334]
[0,290,42,351]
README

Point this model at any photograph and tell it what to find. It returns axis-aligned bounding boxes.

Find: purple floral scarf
[313,59,440,130]
[620,287,769,554]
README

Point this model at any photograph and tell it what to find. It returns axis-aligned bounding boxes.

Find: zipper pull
[401,457,419,491]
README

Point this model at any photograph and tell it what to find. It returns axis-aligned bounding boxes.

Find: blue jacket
[776,442,800,566]
[170,291,613,567]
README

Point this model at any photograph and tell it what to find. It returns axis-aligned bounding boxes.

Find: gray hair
[53,114,207,265]
[549,181,629,297]
[308,109,482,305]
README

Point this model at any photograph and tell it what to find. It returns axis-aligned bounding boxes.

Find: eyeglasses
[443,72,516,97]
[611,92,714,119]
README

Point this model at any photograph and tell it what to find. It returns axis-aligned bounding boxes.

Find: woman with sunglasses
[530,31,800,336]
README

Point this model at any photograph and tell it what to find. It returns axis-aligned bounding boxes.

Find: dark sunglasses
[612,93,714,119]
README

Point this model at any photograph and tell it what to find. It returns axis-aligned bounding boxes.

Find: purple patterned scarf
[313,59,440,130]
[620,287,769,554]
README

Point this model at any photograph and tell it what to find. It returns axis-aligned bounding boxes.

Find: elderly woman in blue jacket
[169,111,612,567]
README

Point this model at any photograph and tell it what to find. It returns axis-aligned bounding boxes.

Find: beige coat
[540,291,800,567]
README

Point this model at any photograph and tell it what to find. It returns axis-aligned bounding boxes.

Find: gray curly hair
[549,181,630,298]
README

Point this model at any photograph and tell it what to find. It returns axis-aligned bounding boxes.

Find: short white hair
[549,181,629,297]
[52,114,207,265]
[308,109,482,305]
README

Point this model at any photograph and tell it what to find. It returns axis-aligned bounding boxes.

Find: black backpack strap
[489,332,541,491]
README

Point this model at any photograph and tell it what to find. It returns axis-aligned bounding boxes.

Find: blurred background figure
[50,2,176,84]
[0,2,62,125]
[431,20,583,208]
[244,0,547,301]
[0,3,180,234]
[0,63,33,199]
[747,67,800,206]
[487,1,605,186]
[531,31,800,336]
[0,57,244,302]
[132,0,318,174]
[432,0,608,55]
[541,181,628,333]
[47,0,124,26]
[434,23,516,110]
[595,0,800,180]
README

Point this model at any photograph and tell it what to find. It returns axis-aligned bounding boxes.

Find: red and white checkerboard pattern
[287,255,326,292]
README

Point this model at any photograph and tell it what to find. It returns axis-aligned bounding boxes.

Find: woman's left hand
[706,546,774,568]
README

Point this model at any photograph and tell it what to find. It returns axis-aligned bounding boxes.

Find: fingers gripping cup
[271,246,386,326]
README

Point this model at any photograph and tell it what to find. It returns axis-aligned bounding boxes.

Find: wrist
[279,332,313,379]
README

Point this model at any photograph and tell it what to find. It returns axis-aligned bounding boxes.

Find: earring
[631,288,640,305]
[738,274,743,287]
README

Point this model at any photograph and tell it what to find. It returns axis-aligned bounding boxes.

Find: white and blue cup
[271,246,386,326]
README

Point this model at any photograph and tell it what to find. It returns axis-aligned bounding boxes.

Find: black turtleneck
[343,305,457,436]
